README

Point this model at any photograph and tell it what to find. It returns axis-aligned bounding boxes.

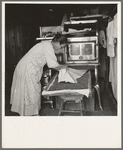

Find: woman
[10,33,67,116]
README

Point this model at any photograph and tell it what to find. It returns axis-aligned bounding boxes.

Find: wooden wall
[5,23,39,106]
[5,24,37,75]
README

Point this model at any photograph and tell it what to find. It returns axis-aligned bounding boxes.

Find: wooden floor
[5,90,117,116]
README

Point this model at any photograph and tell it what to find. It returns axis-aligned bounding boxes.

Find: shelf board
[36,37,53,41]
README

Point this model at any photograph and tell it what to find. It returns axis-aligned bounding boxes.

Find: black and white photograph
[2,1,121,148]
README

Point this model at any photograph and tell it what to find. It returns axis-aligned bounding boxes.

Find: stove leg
[94,66,103,111]
[93,85,103,111]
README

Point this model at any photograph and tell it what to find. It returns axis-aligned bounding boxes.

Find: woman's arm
[53,64,68,71]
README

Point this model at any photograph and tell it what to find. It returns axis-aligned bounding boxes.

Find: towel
[99,30,107,48]
[106,13,117,57]
[58,68,87,83]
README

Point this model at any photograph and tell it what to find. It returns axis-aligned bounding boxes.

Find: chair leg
[58,99,64,116]
[83,99,87,116]
[80,100,83,116]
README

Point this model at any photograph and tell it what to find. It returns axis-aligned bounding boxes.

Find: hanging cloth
[107,20,115,57]
[99,30,107,48]
[107,13,117,57]
[107,13,117,100]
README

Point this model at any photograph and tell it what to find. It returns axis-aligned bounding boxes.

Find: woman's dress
[10,41,59,116]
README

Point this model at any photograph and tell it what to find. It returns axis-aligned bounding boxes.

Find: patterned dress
[10,41,59,116]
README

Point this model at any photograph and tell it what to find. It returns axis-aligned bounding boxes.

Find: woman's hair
[52,33,67,44]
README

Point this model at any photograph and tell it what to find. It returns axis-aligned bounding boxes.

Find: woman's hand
[61,64,68,70]
[54,64,68,71]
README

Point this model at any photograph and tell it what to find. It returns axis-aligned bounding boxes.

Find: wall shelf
[36,37,53,41]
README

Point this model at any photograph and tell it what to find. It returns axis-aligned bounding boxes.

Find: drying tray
[42,70,92,97]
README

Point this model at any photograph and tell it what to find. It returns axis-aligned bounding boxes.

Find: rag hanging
[58,68,87,83]
[106,13,117,57]
[99,30,107,48]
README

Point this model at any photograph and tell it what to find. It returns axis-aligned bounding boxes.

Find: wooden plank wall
[5,23,39,106]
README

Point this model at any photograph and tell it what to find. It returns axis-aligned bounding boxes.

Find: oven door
[65,42,96,63]
[80,42,95,60]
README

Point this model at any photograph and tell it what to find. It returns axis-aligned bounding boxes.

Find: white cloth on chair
[58,68,87,83]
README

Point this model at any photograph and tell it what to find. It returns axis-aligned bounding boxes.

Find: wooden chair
[59,95,85,116]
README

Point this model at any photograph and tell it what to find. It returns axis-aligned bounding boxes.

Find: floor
[5,90,117,116]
